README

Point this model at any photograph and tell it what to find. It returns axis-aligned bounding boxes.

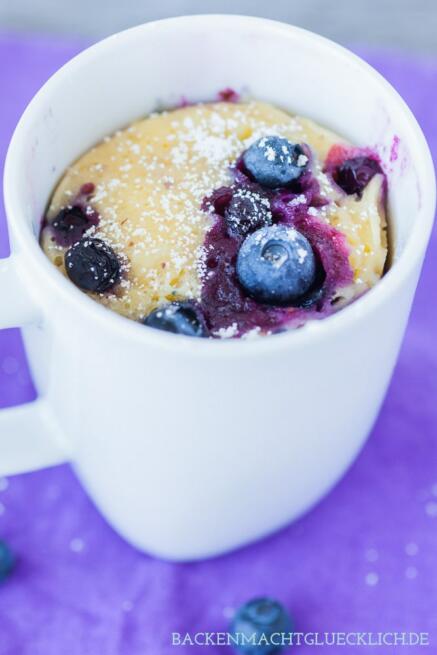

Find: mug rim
[4,14,436,357]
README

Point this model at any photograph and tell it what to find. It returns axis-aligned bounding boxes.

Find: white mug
[1,16,435,561]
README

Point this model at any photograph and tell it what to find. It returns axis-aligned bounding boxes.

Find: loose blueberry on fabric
[143,302,208,337]
[236,224,317,306]
[334,156,382,197]
[65,237,120,292]
[224,189,272,238]
[0,540,15,582]
[243,136,308,188]
[230,597,293,655]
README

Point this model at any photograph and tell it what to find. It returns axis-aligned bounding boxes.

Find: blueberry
[65,237,120,292]
[143,302,208,337]
[51,205,97,247]
[236,224,316,306]
[225,189,272,237]
[0,540,15,582]
[333,156,382,197]
[230,597,293,655]
[243,137,308,188]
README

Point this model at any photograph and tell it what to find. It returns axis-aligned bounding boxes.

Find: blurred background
[0,0,436,54]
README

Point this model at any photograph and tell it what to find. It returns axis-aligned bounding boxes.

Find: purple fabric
[0,34,437,654]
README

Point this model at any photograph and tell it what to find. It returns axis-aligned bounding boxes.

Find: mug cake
[40,95,388,338]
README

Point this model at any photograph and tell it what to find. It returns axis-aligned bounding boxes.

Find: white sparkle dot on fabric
[69,537,85,553]
[0,478,9,492]
[365,572,379,587]
[405,542,419,556]
[425,501,437,517]
[1,356,19,375]
[405,566,418,580]
[122,601,134,612]
[365,548,379,563]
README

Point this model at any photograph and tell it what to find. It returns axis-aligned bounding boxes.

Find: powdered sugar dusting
[42,101,322,322]
[40,99,388,337]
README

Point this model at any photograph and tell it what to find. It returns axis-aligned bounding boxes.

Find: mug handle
[0,254,68,475]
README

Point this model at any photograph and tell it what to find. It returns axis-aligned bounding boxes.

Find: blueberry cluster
[234,137,318,308]
[49,199,121,294]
